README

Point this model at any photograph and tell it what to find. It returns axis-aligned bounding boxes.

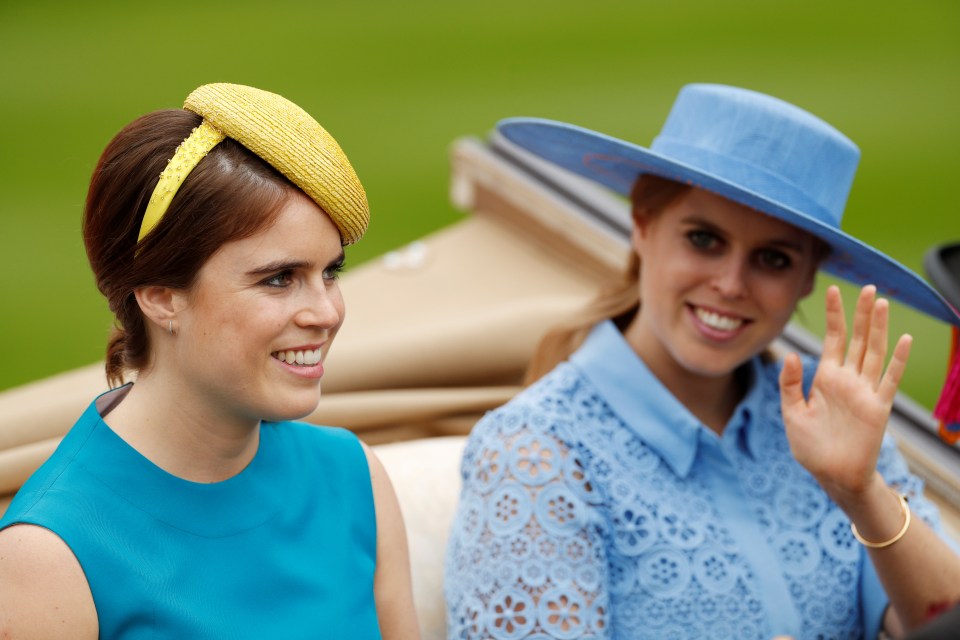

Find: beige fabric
[374,436,467,640]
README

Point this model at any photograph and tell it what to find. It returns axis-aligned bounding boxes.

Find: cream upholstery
[373,436,467,640]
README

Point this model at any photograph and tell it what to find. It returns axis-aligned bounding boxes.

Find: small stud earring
[168,320,174,336]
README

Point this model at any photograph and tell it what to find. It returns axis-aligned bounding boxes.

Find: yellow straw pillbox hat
[141,83,369,246]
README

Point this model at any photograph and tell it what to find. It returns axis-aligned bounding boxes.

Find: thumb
[779,352,807,413]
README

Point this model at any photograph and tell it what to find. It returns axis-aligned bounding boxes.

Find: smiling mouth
[693,306,745,332]
[271,348,322,366]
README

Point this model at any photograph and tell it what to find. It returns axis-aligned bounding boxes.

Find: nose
[294,285,343,330]
[711,256,748,299]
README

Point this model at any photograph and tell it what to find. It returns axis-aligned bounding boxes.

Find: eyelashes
[261,270,294,288]
[686,229,719,250]
[756,248,792,271]
[259,259,346,288]
[323,260,346,281]
[685,229,794,271]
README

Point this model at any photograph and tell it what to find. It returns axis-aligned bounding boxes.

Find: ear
[799,269,817,299]
[133,286,182,334]
[631,211,652,253]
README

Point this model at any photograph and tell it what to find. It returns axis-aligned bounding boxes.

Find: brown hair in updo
[83,109,300,387]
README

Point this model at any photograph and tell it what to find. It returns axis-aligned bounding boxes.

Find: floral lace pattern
[445,350,940,640]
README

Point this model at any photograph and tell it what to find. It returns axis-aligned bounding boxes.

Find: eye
[323,259,345,282]
[261,270,294,288]
[756,248,792,271]
[687,229,721,251]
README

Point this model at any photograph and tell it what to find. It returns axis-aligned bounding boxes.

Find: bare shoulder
[359,442,404,534]
[0,523,98,639]
[359,442,395,499]
[359,443,421,640]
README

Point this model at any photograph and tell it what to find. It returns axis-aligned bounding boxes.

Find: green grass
[1,0,958,410]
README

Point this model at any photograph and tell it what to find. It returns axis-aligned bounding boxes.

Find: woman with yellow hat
[445,84,960,639]
[0,84,419,639]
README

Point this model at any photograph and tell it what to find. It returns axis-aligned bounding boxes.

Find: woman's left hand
[779,285,912,501]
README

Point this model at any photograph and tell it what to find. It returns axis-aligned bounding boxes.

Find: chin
[261,391,322,423]
[678,348,751,379]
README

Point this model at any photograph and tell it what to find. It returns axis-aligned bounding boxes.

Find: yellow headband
[138,121,225,242]
[137,83,369,246]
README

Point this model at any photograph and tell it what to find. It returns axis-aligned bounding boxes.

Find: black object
[924,242,960,309]
[903,603,960,639]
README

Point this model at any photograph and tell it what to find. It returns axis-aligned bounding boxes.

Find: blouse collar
[569,320,770,477]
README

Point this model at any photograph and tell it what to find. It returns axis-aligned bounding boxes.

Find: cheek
[640,253,698,296]
[197,297,285,345]
[755,276,806,319]
[331,286,347,328]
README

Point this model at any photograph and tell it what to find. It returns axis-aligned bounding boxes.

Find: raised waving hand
[780,286,960,632]
[779,285,912,500]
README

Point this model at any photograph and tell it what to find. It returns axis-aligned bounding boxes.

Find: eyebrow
[244,251,345,278]
[683,216,808,253]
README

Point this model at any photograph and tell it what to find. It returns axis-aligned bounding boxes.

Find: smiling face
[625,188,820,389]
[170,191,345,427]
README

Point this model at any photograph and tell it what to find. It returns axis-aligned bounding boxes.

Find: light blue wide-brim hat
[498,83,959,326]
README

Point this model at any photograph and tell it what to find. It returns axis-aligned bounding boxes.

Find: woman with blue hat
[445,84,960,639]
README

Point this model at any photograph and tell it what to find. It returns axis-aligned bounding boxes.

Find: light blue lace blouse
[445,320,943,640]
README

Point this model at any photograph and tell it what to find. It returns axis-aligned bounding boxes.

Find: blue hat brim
[499,117,960,326]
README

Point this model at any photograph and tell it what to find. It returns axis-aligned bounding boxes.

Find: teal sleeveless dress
[0,386,382,639]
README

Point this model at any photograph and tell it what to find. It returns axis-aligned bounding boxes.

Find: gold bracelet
[850,493,911,549]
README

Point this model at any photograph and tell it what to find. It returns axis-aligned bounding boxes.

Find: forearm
[834,472,960,631]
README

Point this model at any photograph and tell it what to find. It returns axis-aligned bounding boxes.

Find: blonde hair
[524,176,691,383]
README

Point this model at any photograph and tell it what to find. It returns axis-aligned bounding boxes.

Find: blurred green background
[0,0,957,411]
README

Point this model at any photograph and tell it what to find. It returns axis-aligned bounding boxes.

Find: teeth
[695,308,743,331]
[273,348,322,366]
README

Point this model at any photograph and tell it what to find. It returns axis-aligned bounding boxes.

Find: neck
[662,366,746,434]
[101,370,261,483]
[622,318,748,434]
